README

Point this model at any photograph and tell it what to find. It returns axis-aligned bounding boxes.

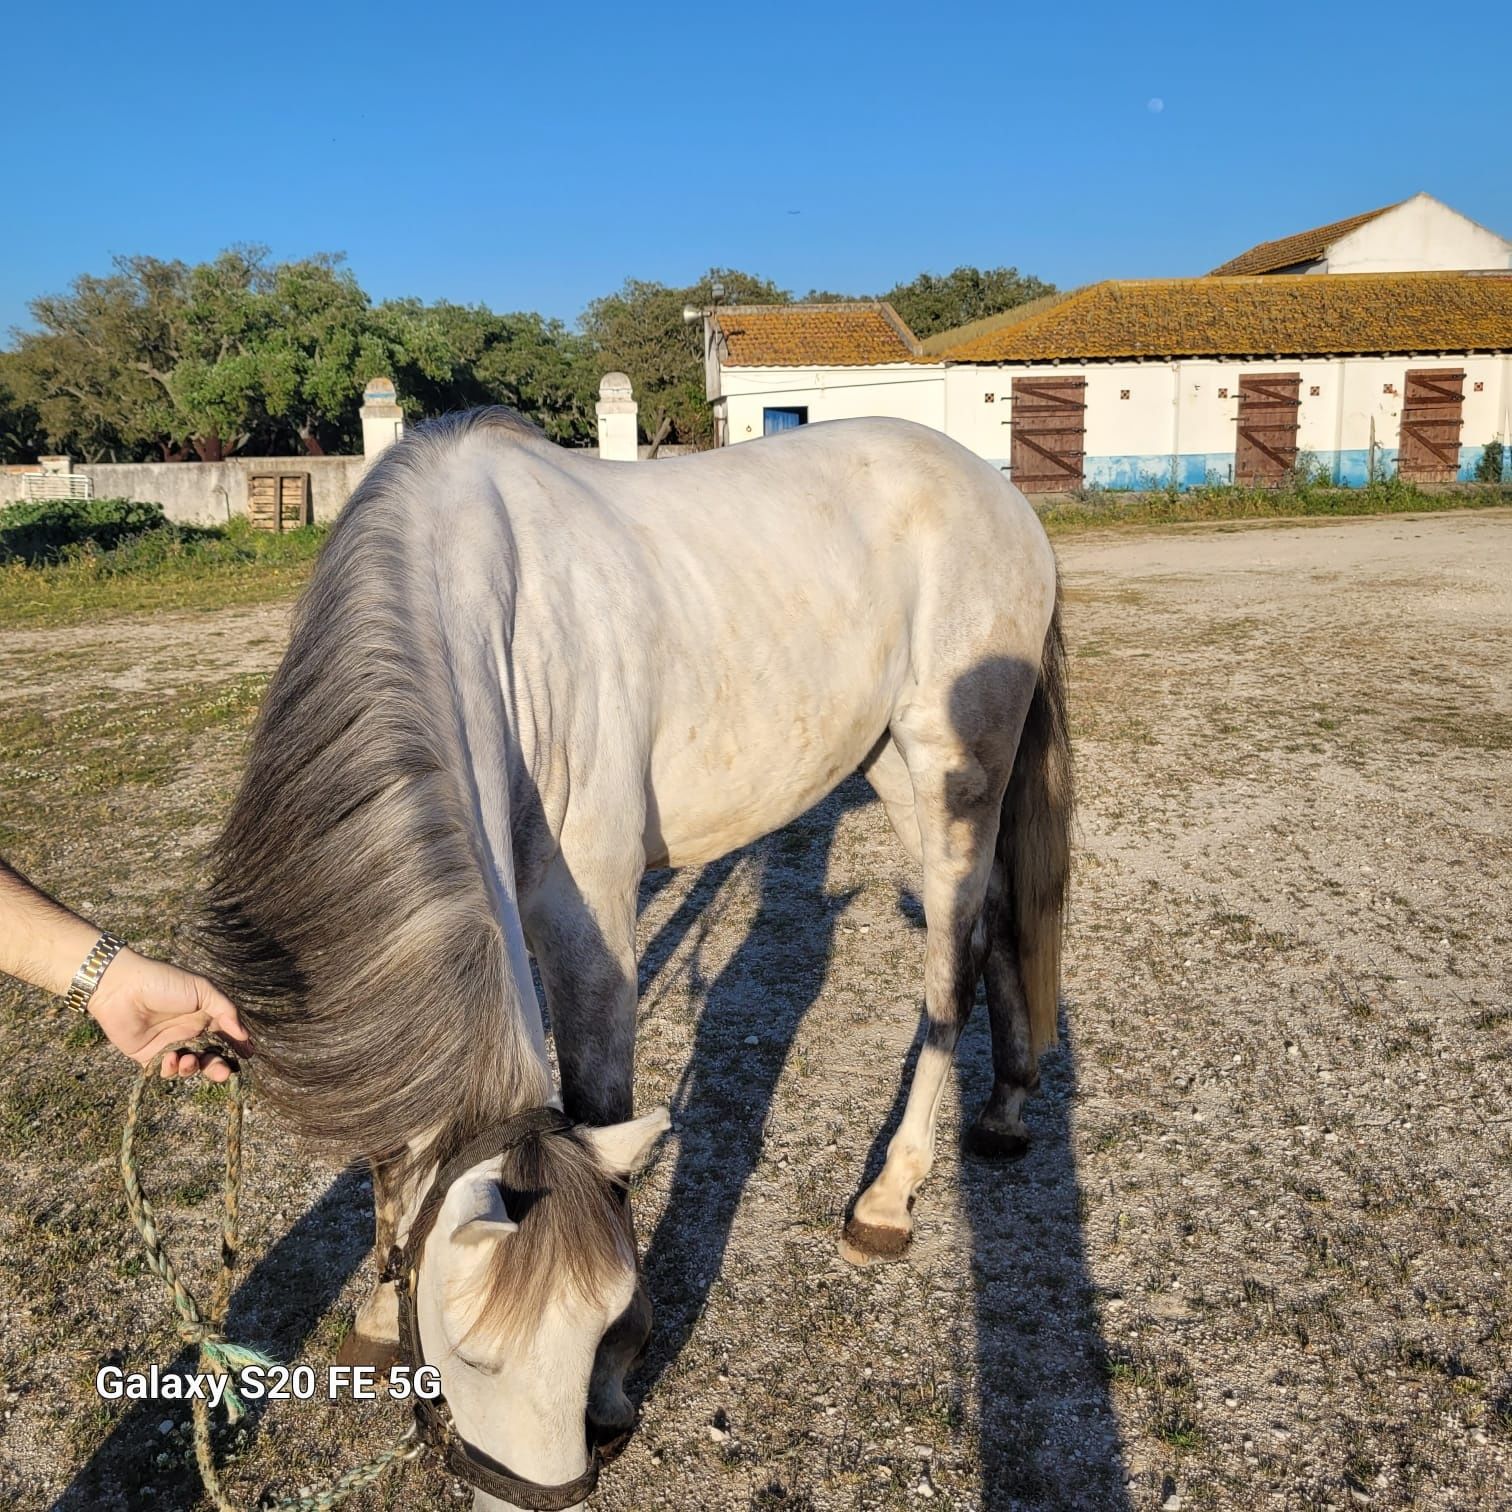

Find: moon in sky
[1147,97,1165,113]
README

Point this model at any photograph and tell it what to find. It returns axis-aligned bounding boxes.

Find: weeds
[0,516,326,627]
[1039,477,1510,533]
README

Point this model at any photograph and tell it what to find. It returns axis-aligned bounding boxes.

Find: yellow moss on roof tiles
[715,304,922,366]
[1209,202,1402,276]
[931,273,1512,362]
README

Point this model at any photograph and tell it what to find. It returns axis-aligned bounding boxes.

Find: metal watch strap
[64,931,128,1015]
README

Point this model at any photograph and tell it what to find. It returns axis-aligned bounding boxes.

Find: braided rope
[120,1045,422,1510]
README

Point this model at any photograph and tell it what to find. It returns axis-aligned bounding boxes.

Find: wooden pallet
[248,473,312,531]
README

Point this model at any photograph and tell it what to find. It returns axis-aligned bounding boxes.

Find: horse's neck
[430,565,554,1099]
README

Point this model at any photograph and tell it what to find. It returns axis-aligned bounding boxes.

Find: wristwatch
[64,931,129,1015]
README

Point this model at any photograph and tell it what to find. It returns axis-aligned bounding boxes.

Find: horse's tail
[999,577,1073,1059]
[197,415,546,1172]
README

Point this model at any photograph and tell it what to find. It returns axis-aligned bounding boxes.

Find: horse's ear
[583,1107,671,1179]
[448,1169,519,1246]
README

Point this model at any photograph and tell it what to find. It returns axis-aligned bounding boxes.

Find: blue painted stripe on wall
[1005,447,1511,491]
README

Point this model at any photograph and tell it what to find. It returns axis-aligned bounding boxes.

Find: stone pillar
[360,378,404,463]
[596,373,639,462]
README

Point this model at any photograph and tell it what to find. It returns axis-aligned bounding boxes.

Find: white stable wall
[721,352,1511,488]
[1321,195,1511,274]
[718,364,945,444]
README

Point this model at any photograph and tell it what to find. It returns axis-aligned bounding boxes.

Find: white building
[1209,193,1511,277]
[701,198,1512,490]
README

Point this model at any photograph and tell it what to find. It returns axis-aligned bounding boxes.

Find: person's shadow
[632,774,1129,1509]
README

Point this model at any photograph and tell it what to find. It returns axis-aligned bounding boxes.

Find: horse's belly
[645,686,891,868]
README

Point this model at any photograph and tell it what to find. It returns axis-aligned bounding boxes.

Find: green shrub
[1473,440,1506,484]
[0,496,167,564]
[0,513,328,627]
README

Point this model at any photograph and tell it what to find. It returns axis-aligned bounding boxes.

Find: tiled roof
[714,303,922,366]
[931,273,1512,362]
[1209,202,1401,276]
[915,290,1071,355]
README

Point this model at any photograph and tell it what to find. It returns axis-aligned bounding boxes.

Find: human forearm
[0,859,101,995]
[0,857,248,1082]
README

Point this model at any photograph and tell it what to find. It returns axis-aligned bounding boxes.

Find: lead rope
[120,1045,422,1510]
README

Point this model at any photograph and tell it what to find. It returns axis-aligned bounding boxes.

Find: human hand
[88,950,250,1082]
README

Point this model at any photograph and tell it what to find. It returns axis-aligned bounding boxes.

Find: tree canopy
[879,266,1058,339]
[581,269,790,449]
[1,253,1053,461]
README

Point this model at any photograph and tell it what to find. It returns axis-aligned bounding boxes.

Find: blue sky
[5,0,1508,338]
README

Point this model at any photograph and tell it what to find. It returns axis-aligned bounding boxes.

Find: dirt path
[0,511,1506,1511]
[0,602,293,704]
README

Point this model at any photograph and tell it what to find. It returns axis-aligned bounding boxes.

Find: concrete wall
[0,455,368,523]
[1321,195,1512,274]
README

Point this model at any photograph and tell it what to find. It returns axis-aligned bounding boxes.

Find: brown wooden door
[1010,377,1085,493]
[1234,373,1301,485]
[1397,369,1465,483]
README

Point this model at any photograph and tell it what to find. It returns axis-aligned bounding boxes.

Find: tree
[581,269,790,448]
[9,248,277,461]
[378,301,597,446]
[163,247,280,459]
[879,265,1057,339]
[8,260,181,460]
[254,256,403,455]
[0,353,45,464]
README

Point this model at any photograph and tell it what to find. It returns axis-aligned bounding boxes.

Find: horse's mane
[199,411,554,1188]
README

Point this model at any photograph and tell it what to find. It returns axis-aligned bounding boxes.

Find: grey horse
[201,409,1072,1509]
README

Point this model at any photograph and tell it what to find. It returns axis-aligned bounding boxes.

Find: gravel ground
[0,509,1507,1511]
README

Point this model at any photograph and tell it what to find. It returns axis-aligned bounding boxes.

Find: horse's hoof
[838,1216,912,1266]
[334,1330,400,1372]
[964,1121,1031,1160]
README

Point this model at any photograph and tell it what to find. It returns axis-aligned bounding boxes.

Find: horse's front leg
[336,1157,404,1370]
[525,851,649,1438]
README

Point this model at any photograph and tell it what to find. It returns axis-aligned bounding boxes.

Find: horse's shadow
[65,778,1124,1510]
[55,1169,372,1511]
[632,774,1129,1509]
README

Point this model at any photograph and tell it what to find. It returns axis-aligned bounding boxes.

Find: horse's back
[497,418,1059,865]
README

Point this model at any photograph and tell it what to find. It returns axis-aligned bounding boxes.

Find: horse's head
[409,1107,668,1511]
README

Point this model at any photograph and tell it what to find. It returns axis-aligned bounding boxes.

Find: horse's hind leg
[967,876,1039,1158]
[867,733,1038,1157]
[842,706,1020,1263]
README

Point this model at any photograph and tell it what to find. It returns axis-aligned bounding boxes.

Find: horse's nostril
[589,1414,638,1464]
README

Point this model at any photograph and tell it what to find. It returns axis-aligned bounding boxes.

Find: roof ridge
[716,301,885,313]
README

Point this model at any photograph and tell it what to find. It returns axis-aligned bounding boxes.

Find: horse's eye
[455,1352,500,1375]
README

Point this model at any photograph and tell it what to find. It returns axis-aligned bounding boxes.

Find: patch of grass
[1,677,267,781]
[1151,1402,1205,1451]
[0,517,326,628]
[1037,478,1511,534]
[63,1015,105,1051]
